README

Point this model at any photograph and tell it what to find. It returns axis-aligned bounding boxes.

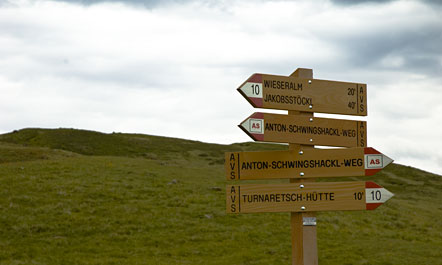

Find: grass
[0,128,441,264]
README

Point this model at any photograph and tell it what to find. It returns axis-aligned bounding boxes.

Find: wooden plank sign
[239,112,367,147]
[225,147,393,180]
[226,181,393,214]
[237,73,367,116]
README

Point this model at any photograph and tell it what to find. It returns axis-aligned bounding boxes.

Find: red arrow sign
[365,181,395,210]
[364,148,394,176]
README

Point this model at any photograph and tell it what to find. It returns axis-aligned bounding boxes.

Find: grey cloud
[331,0,395,5]
[0,0,179,8]
[331,0,442,6]
[3,0,441,8]
[59,0,184,7]
[332,0,393,5]
[326,21,442,76]
[0,0,207,8]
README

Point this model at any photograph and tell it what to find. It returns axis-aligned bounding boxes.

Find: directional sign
[225,147,393,180]
[237,73,367,116]
[226,181,394,214]
[239,112,366,147]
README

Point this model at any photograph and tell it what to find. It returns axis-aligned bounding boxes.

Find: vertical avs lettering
[358,121,366,147]
[358,84,366,114]
[227,185,241,213]
[225,152,241,180]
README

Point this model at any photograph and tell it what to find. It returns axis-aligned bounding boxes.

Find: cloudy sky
[1,0,441,175]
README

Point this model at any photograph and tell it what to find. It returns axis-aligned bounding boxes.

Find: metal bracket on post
[303,217,317,226]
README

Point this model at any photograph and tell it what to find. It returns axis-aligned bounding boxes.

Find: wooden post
[289,68,318,265]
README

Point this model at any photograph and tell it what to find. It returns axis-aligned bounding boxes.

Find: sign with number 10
[237,73,367,116]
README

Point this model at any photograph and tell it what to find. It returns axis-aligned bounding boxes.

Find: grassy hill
[0,128,441,265]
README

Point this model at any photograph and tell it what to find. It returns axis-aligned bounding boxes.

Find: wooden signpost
[226,181,394,213]
[226,68,393,265]
[237,73,367,116]
[239,112,366,147]
[225,147,393,180]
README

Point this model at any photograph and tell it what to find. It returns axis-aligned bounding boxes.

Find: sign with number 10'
[226,181,394,214]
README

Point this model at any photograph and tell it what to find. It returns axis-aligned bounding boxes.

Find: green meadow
[0,128,441,264]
